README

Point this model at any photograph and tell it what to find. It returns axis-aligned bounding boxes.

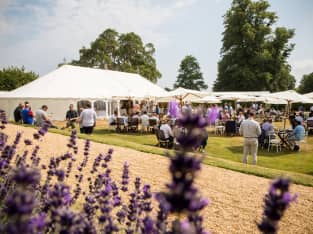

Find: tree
[213,0,295,91]
[69,29,161,83]
[0,66,38,91]
[298,72,313,94]
[174,55,208,91]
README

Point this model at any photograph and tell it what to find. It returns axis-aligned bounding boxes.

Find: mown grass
[47,121,313,187]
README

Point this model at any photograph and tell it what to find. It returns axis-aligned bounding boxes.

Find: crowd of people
[14,101,57,128]
[13,101,97,135]
[12,100,311,158]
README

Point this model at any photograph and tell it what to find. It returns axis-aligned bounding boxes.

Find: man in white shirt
[80,103,97,134]
[109,111,117,126]
[160,119,174,146]
[35,105,49,127]
[140,111,149,132]
[239,112,261,165]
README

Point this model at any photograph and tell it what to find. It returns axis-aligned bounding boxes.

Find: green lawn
[49,125,313,187]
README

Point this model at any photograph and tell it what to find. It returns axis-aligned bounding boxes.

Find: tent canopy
[157,87,209,102]
[191,95,221,104]
[268,90,313,103]
[0,65,168,99]
[304,92,313,99]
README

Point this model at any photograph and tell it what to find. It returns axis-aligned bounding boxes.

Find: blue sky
[1,0,313,90]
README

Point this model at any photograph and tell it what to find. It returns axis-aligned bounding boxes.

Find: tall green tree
[213,0,295,91]
[174,55,208,90]
[298,72,313,94]
[68,29,161,83]
[0,66,38,91]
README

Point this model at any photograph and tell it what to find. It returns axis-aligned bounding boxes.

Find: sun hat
[295,116,303,123]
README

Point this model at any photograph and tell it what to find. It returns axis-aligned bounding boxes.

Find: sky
[1,0,313,91]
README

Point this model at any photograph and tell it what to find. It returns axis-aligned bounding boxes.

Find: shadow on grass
[93,128,155,137]
[227,146,295,157]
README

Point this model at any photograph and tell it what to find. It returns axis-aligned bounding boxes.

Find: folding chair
[156,129,170,148]
[267,131,281,152]
[116,117,126,132]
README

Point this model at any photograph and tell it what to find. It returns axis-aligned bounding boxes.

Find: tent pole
[105,100,109,118]
[117,100,121,116]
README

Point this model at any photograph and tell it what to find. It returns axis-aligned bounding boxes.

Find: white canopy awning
[303,92,313,99]
[268,90,313,104]
[157,87,209,102]
[217,93,254,101]
[191,95,221,104]
[0,65,168,99]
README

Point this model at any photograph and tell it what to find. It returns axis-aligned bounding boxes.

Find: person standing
[239,112,261,165]
[13,103,24,123]
[65,104,78,129]
[79,103,97,134]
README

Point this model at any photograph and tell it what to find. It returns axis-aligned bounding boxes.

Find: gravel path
[3,124,313,234]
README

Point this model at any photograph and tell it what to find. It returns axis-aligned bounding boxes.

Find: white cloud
[174,0,197,9]
[291,59,313,83]
[0,0,196,74]
[0,0,13,36]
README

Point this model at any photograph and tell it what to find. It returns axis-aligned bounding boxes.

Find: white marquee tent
[304,92,313,99]
[0,65,168,120]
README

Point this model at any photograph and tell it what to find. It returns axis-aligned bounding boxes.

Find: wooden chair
[148,118,158,133]
[128,117,139,132]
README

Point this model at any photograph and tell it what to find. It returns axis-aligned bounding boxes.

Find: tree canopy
[298,72,313,94]
[0,66,38,91]
[213,0,295,92]
[65,28,161,83]
[174,55,208,91]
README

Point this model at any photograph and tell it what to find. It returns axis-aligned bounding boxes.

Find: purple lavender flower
[11,165,41,186]
[116,205,128,224]
[0,110,8,129]
[4,190,36,215]
[141,216,155,234]
[33,133,40,140]
[175,113,208,150]
[55,169,65,182]
[121,162,130,192]
[29,212,46,232]
[258,177,297,234]
[156,113,209,233]
[24,139,33,145]
[13,132,22,146]
[67,129,78,152]
[135,177,141,191]
[0,132,8,150]
[44,183,72,211]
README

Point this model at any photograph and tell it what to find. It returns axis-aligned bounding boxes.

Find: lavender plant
[258,178,297,234]
[156,113,209,234]
[0,112,297,234]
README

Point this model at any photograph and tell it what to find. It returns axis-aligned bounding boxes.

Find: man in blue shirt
[21,103,34,124]
[288,117,305,151]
